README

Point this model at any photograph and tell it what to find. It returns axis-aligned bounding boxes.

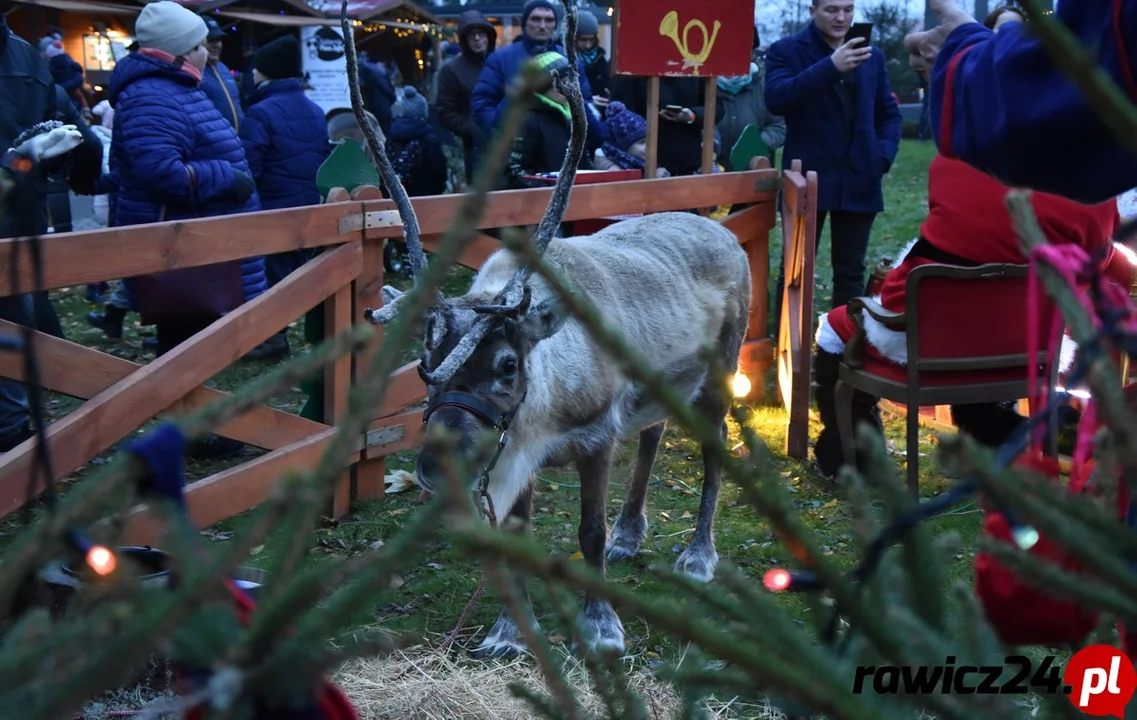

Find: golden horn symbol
[659,10,722,73]
[659,11,683,54]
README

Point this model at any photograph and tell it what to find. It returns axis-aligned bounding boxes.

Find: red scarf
[138,47,203,84]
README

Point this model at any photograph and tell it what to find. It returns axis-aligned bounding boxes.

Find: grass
[6,139,1005,716]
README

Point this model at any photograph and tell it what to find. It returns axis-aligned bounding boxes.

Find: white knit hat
[135,1,208,58]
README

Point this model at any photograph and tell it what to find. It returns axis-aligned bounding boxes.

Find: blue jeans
[0,293,36,443]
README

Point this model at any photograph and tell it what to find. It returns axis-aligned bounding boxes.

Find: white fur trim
[891,238,920,269]
[860,297,908,365]
[815,312,846,355]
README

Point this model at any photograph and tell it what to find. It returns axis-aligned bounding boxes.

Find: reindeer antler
[419,5,588,386]
[341,1,430,286]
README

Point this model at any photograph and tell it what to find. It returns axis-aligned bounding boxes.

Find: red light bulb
[763,568,792,591]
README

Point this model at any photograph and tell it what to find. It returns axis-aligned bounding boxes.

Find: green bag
[730,124,772,172]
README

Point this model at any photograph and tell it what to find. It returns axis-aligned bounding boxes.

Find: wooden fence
[0,166,818,543]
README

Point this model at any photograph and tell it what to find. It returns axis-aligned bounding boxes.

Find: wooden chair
[834,263,1057,495]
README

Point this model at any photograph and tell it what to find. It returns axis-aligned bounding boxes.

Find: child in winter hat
[594,102,669,178]
[388,86,447,197]
[38,33,65,59]
[392,85,430,121]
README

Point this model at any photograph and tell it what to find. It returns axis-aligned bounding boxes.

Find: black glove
[229,169,256,204]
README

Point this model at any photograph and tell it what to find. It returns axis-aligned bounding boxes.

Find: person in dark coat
[764,7,902,325]
[609,75,724,177]
[435,10,496,184]
[0,12,88,453]
[506,51,593,189]
[387,86,448,197]
[907,0,1137,204]
[200,16,243,132]
[360,51,396,135]
[574,9,610,110]
[238,33,331,360]
[716,28,786,169]
[470,0,605,150]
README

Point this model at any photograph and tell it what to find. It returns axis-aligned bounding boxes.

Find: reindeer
[362,6,751,658]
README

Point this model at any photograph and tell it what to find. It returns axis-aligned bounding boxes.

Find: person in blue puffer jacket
[108,1,265,460]
[238,32,331,360]
[108,1,266,352]
[470,0,605,155]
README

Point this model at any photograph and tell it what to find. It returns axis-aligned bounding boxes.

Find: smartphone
[664,104,684,112]
[846,22,873,46]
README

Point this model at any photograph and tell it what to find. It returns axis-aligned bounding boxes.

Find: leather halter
[423,391,515,431]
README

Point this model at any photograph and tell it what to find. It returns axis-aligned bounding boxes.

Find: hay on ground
[332,635,784,720]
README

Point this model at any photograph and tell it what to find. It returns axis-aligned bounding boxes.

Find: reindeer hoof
[674,544,718,583]
[605,512,647,561]
[471,610,532,660]
[578,600,626,656]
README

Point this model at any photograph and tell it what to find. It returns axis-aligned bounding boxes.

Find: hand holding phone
[832,24,873,73]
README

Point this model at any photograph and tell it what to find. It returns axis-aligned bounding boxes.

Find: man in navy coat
[906,0,1137,204]
[765,0,902,325]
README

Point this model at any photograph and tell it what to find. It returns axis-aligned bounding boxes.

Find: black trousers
[774,210,876,337]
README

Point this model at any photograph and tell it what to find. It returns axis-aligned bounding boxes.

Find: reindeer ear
[380,285,403,305]
[513,297,568,344]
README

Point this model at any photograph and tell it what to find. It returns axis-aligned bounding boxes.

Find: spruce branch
[974,537,1137,619]
[1007,190,1137,473]
[958,433,1137,599]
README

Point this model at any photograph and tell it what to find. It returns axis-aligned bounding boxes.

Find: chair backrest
[903,263,1055,375]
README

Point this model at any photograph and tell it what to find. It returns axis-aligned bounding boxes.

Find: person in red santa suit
[810,153,1135,479]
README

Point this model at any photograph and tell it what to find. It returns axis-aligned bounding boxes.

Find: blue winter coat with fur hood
[107,50,267,302]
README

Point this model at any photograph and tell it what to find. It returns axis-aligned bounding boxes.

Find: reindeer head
[363,5,589,493]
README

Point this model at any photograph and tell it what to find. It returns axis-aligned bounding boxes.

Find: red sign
[612,0,754,78]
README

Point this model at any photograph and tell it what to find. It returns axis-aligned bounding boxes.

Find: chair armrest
[851,296,907,329]
[843,297,908,369]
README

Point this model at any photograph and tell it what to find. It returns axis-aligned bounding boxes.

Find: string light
[731,371,751,398]
[86,545,117,576]
[350,16,453,41]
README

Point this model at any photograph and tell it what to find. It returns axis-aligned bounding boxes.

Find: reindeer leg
[575,442,626,655]
[472,482,540,659]
[606,421,665,561]
[674,409,726,584]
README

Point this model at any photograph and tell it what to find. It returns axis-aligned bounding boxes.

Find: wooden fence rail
[0,167,817,544]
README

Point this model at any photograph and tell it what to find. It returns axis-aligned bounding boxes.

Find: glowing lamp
[763,568,792,592]
[1011,526,1039,551]
[86,545,117,576]
[731,372,751,398]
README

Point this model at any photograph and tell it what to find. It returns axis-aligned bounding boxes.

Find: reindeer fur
[387,211,751,658]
